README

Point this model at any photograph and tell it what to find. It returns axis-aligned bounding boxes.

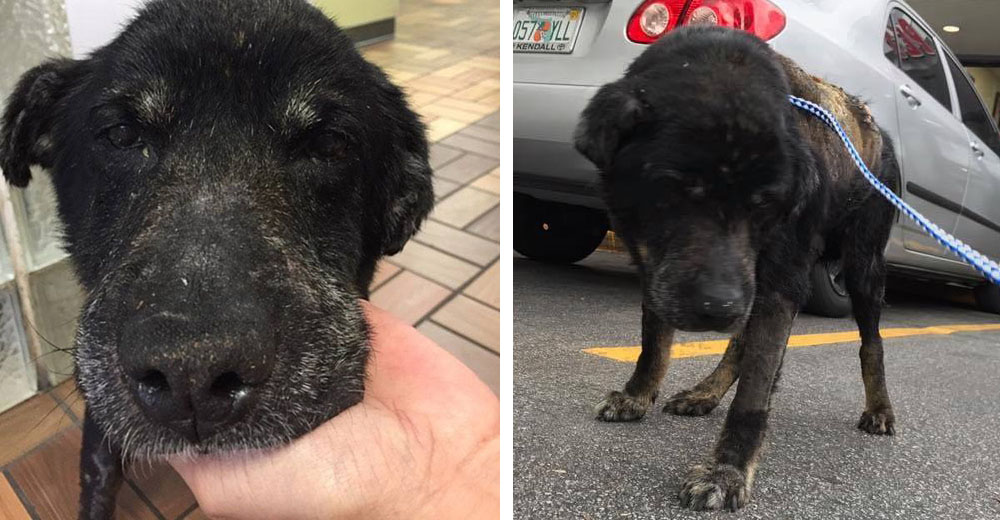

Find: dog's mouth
[75,279,371,459]
[80,348,367,458]
[668,308,751,334]
[79,343,367,459]
[648,285,755,334]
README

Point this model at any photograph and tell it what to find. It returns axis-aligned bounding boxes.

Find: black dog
[575,26,898,511]
[0,1,432,517]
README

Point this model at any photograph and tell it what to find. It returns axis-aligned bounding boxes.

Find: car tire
[514,194,608,264]
[974,283,1000,314]
[804,259,852,318]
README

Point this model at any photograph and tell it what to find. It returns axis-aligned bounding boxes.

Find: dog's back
[777,54,888,191]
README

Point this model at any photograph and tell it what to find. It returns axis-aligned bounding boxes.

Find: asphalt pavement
[514,251,1000,519]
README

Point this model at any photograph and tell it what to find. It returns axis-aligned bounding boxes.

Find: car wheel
[974,283,1000,314]
[513,194,608,264]
[804,259,852,318]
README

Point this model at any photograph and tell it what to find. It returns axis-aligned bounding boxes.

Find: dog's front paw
[594,391,653,422]
[662,389,719,416]
[857,408,895,435]
[678,463,750,512]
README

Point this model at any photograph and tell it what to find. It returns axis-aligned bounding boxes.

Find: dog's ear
[380,149,434,256]
[370,73,434,256]
[783,119,822,220]
[574,81,644,169]
[1,59,84,187]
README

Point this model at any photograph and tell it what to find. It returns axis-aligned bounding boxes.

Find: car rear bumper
[513,81,606,208]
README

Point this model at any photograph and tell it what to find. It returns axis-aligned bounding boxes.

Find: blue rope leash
[788,94,1000,286]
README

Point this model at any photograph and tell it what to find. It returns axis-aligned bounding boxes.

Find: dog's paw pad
[678,464,749,512]
[857,409,895,435]
[594,391,651,422]
[662,390,719,416]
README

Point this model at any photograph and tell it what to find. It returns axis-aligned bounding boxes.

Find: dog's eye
[750,193,771,208]
[312,131,348,160]
[107,124,143,149]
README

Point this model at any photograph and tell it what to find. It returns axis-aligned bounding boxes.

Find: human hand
[170,301,500,519]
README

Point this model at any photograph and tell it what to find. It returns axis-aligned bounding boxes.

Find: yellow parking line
[582,323,1000,363]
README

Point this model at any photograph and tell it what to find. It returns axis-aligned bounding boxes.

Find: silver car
[513,0,1000,316]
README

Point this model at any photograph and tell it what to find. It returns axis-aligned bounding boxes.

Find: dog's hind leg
[595,301,674,421]
[678,291,794,511]
[79,411,123,520]
[843,200,896,435]
[662,336,741,416]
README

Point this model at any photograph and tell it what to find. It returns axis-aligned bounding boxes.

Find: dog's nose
[692,283,744,329]
[119,313,275,442]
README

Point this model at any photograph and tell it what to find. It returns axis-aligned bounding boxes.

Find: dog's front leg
[678,292,795,511]
[663,335,742,416]
[595,301,674,421]
[79,411,123,520]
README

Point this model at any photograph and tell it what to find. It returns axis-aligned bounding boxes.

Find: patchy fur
[575,26,899,511]
[0,0,432,517]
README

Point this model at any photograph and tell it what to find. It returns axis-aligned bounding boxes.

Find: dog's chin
[668,317,745,334]
[657,307,751,334]
[97,388,365,460]
[168,391,364,457]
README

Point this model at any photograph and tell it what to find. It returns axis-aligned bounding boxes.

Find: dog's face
[0,0,432,457]
[576,27,811,332]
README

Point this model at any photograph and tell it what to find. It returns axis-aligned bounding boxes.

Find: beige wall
[313,0,399,29]
[968,67,1000,121]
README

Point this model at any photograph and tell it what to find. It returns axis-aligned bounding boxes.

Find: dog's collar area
[789,95,1000,286]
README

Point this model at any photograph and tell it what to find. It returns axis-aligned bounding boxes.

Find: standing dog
[575,26,898,511]
[0,0,433,517]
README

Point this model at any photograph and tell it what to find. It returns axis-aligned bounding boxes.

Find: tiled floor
[0,0,499,518]
[366,0,501,396]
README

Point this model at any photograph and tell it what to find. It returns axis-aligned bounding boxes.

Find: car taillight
[626,0,786,44]
[626,1,690,43]
[686,0,786,40]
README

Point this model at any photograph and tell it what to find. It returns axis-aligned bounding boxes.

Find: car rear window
[885,9,951,112]
[945,53,1000,156]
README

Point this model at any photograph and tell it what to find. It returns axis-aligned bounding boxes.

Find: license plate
[513,7,586,54]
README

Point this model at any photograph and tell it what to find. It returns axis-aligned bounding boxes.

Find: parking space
[514,251,1000,519]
